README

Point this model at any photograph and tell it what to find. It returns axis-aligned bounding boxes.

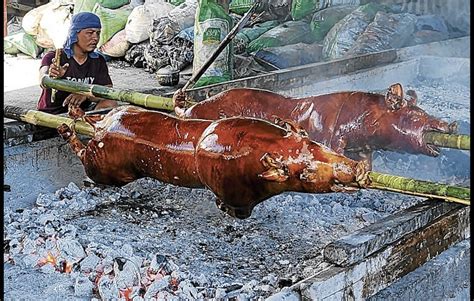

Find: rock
[74,276,94,297]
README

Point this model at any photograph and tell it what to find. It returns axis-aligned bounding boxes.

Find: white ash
[4,176,424,300]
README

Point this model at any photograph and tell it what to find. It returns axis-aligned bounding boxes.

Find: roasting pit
[4,39,470,300]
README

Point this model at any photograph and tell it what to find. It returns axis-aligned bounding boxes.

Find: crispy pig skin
[175,84,454,162]
[59,106,367,218]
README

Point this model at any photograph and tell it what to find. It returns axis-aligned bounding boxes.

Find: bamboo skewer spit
[4,106,470,206]
[423,132,470,150]
[41,76,176,111]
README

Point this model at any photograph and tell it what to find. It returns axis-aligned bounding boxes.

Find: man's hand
[48,58,69,78]
[63,94,89,108]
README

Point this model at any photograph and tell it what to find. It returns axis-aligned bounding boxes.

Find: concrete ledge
[323,201,461,267]
[293,205,470,300]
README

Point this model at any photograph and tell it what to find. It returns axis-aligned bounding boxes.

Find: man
[37,12,117,114]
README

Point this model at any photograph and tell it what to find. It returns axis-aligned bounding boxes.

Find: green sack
[193,0,233,88]
[74,0,130,14]
[310,5,357,42]
[291,0,318,21]
[93,4,132,48]
[234,20,280,54]
[247,21,312,53]
[4,32,42,58]
[168,0,186,6]
[229,0,255,15]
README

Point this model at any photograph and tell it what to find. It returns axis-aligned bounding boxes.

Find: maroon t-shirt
[37,51,113,114]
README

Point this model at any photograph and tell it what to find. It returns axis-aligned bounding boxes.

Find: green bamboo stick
[4,105,94,137]
[41,76,175,111]
[368,171,470,205]
[424,132,470,150]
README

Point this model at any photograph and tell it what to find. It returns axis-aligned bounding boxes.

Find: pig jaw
[298,160,368,193]
[383,117,455,157]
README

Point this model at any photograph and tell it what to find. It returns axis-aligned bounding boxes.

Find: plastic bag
[74,0,130,14]
[168,0,186,5]
[167,0,198,31]
[253,42,323,69]
[169,27,194,71]
[125,1,175,43]
[149,17,180,45]
[125,40,148,67]
[193,0,233,87]
[247,21,313,53]
[291,0,318,21]
[322,2,381,60]
[310,5,356,42]
[234,20,279,54]
[348,12,416,56]
[93,4,132,48]
[4,31,42,58]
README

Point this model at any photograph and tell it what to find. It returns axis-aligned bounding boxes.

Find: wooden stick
[424,132,470,151]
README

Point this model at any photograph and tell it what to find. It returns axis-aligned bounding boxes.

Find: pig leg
[215,198,252,219]
[57,123,87,162]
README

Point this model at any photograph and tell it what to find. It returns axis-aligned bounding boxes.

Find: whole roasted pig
[58,106,368,218]
[174,83,457,164]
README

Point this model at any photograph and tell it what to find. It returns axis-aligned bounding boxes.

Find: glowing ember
[37,252,57,267]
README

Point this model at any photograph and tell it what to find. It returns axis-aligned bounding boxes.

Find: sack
[74,0,130,14]
[168,0,185,5]
[348,12,416,55]
[253,42,322,69]
[149,17,180,45]
[247,20,313,53]
[125,1,175,43]
[167,0,198,31]
[322,2,381,60]
[234,20,279,54]
[310,5,356,42]
[169,27,194,70]
[99,29,130,57]
[93,4,132,48]
[4,32,42,58]
[21,0,73,49]
[125,40,148,67]
[229,0,255,15]
[193,0,233,87]
[291,0,319,21]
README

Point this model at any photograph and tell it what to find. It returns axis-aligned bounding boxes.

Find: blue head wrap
[63,12,102,59]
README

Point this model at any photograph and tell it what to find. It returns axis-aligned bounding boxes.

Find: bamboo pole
[424,132,470,151]
[4,106,94,137]
[41,76,176,111]
[368,171,470,206]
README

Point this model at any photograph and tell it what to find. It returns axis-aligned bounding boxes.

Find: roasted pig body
[174,83,456,163]
[58,106,368,218]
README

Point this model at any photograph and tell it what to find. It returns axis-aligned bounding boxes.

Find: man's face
[76,28,101,52]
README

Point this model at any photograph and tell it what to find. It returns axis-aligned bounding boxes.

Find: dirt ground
[3,54,185,120]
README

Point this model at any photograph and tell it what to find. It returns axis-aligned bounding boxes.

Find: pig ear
[406,89,417,106]
[385,83,406,110]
